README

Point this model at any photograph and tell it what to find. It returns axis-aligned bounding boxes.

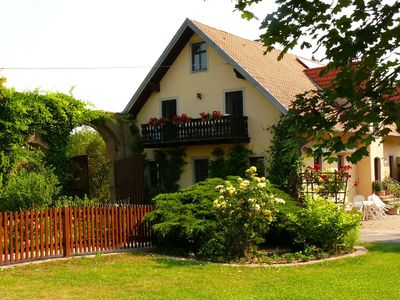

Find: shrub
[287,196,361,252]
[209,167,284,258]
[147,178,224,254]
[0,166,61,211]
[264,188,300,248]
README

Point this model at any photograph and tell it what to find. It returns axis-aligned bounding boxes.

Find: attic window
[192,42,207,72]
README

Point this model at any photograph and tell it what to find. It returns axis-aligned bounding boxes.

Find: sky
[0,0,315,113]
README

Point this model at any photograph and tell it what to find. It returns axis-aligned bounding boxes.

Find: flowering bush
[210,166,285,258]
[199,111,223,122]
[148,117,167,126]
[172,114,192,125]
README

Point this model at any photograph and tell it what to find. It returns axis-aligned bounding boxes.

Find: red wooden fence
[0,205,154,266]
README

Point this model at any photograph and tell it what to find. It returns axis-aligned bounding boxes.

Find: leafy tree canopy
[235,0,400,162]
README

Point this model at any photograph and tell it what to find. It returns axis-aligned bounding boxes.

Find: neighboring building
[123,18,397,198]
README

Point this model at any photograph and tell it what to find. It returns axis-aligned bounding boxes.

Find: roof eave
[123,19,194,115]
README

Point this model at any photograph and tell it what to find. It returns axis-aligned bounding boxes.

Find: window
[194,159,209,183]
[389,156,394,178]
[225,91,243,116]
[161,99,177,120]
[374,157,381,181]
[249,157,265,177]
[149,161,160,187]
[192,42,207,72]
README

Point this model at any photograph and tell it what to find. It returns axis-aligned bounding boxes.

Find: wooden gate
[114,156,145,203]
[66,155,89,198]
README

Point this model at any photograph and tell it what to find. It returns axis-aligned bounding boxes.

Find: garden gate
[114,156,145,203]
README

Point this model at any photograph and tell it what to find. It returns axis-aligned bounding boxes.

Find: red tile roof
[303,66,339,89]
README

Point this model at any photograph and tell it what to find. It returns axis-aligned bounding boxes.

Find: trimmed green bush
[147,178,224,255]
[287,196,361,251]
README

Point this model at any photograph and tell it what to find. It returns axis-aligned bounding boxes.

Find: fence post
[63,207,71,258]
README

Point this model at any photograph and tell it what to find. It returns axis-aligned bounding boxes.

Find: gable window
[192,42,207,72]
[225,90,243,116]
[193,159,209,183]
[161,99,177,120]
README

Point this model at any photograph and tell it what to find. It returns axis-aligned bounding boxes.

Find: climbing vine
[209,145,252,179]
[150,148,186,196]
[0,77,111,189]
[266,111,307,195]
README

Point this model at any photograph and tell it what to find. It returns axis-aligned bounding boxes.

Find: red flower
[339,165,352,171]
[148,117,157,126]
[318,174,328,181]
[314,164,322,171]
[354,179,359,187]
[212,110,222,120]
[200,112,209,121]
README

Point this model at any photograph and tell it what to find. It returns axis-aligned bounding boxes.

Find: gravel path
[360,215,400,243]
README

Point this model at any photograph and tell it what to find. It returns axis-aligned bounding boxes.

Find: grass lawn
[0,243,399,300]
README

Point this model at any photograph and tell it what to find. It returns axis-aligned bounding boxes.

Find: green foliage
[235,1,400,163]
[128,119,144,155]
[384,178,400,197]
[264,189,300,247]
[147,178,224,254]
[209,145,252,178]
[372,180,383,192]
[150,148,186,195]
[0,152,61,211]
[149,168,290,261]
[266,113,306,192]
[66,126,110,202]
[209,167,283,259]
[287,196,361,252]
[0,77,110,205]
[54,195,98,208]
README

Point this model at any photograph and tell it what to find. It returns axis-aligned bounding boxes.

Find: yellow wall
[382,136,400,181]
[136,34,282,187]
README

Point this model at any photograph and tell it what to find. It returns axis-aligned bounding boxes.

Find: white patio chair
[367,194,388,219]
[351,195,365,214]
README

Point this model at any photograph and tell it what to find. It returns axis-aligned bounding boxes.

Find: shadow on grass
[150,256,209,269]
[362,242,400,254]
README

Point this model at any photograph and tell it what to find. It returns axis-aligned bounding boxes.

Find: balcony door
[161,99,177,120]
[225,91,243,116]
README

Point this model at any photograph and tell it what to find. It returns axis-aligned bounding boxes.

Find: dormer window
[192,42,207,72]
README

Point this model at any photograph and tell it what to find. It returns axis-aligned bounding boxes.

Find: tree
[235,0,400,163]
[66,126,110,202]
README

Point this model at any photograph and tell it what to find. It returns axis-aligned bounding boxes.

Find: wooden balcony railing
[141,115,250,148]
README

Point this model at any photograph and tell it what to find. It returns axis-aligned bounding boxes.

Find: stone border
[0,246,368,270]
[160,246,368,268]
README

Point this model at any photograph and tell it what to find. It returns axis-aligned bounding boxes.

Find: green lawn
[0,243,399,300]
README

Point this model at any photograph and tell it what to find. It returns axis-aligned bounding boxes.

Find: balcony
[141,115,250,148]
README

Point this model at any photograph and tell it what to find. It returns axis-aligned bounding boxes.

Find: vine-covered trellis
[298,164,350,204]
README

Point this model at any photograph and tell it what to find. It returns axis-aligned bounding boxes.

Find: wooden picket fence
[0,205,154,266]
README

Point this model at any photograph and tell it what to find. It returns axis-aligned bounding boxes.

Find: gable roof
[123,19,317,116]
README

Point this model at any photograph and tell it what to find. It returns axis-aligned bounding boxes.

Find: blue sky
[1,0,315,112]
